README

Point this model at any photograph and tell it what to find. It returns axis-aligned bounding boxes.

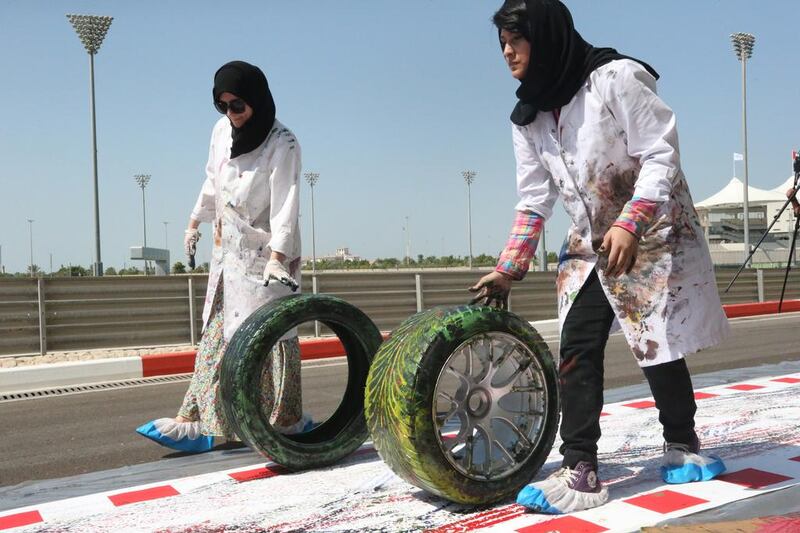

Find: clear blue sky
[1,0,798,273]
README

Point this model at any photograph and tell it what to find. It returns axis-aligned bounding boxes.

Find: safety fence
[709,247,800,269]
[1,267,799,357]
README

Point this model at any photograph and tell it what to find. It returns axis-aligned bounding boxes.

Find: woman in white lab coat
[137,61,305,453]
[470,0,730,514]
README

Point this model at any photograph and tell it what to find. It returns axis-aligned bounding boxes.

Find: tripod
[725,153,800,313]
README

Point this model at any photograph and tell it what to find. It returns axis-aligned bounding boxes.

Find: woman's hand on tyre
[469,271,512,309]
[263,258,299,291]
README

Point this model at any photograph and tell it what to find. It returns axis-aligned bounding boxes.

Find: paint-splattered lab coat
[513,59,729,366]
[191,118,301,340]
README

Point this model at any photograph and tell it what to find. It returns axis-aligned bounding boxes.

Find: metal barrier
[1,267,798,357]
[0,276,205,356]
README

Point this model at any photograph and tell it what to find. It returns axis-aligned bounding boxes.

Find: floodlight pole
[134,175,150,248]
[405,215,411,266]
[462,170,476,268]
[304,172,319,274]
[27,219,34,277]
[89,52,102,276]
[134,174,151,274]
[67,14,113,276]
[539,230,547,272]
[731,32,755,266]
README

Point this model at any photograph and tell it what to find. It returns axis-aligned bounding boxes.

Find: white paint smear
[9,374,800,532]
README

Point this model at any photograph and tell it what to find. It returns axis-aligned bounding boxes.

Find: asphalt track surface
[1,313,799,491]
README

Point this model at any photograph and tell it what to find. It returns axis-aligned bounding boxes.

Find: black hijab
[213,61,276,158]
[508,0,659,126]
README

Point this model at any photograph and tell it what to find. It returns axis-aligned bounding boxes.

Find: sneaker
[662,435,726,484]
[136,418,215,453]
[517,461,609,514]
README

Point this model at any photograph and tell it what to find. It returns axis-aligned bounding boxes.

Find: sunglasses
[214,98,247,115]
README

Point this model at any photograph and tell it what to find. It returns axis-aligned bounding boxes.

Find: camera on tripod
[788,151,800,215]
[726,150,800,312]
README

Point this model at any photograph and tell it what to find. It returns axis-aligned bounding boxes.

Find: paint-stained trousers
[558,269,698,469]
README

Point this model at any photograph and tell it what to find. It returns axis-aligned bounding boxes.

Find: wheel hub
[466,388,491,418]
[433,332,549,481]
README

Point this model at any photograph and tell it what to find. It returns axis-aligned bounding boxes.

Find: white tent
[768,175,797,195]
[695,177,785,208]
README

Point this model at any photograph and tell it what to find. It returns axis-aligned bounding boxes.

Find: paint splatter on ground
[3,373,800,532]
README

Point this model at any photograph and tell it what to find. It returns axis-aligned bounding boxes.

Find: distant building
[695,175,799,266]
[695,176,796,246]
[306,247,363,264]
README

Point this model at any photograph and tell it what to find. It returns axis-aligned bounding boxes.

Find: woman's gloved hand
[264,258,299,291]
[468,271,512,309]
[184,229,201,257]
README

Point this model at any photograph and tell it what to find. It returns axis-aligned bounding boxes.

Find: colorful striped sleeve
[496,211,543,281]
[612,196,659,238]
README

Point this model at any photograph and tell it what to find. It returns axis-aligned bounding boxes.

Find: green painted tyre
[220,294,382,470]
[365,305,559,505]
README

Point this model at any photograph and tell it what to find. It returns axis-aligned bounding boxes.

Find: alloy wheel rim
[433,332,549,481]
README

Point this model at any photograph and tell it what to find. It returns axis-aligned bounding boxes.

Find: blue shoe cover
[516,484,562,514]
[277,413,317,434]
[516,464,609,514]
[662,454,726,484]
[136,419,214,453]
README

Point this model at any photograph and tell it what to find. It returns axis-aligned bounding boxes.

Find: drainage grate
[0,374,192,402]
